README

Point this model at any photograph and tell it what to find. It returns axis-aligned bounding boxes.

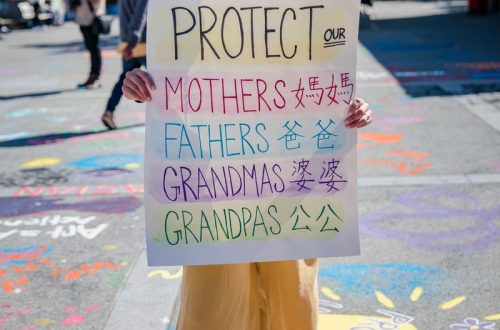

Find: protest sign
[145,0,361,265]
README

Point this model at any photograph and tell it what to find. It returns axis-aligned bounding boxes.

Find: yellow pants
[177,259,319,330]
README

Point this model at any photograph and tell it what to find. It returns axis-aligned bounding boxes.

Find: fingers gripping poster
[145,0,361,266]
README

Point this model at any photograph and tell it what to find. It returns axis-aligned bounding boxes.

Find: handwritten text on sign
[145,0,361,266]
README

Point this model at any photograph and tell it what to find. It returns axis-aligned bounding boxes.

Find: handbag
[86,0,113,35]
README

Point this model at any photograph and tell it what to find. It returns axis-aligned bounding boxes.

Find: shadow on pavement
[359,12,500,97]
[0,123,144,148]
[0,88,76,101]
[21,35,120,53]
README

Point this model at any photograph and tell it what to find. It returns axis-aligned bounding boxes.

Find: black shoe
[101,111,117,130]
[78,74,101,89]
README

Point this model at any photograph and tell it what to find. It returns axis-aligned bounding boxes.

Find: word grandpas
[171,5,325,60]
[163,202,343,246]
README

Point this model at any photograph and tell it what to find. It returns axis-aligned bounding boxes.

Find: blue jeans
[106,56,147,113]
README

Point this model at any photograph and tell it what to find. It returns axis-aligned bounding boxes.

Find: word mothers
[164,73,354,115]
[172,5,326,60]
[0,215,108,241]
[163,202,343,245]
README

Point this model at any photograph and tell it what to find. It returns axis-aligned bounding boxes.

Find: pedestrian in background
[101,0,147,130]
[73,0,106,89]
[28,0,41,27]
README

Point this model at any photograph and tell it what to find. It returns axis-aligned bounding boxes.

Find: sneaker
[78,74,101,90]
[101,111,117,130]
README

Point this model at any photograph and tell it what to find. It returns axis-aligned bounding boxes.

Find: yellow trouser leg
[257,259,319,330]
[177,259,318,330]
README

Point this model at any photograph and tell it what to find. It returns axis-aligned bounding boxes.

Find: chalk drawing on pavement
[20,158,62,169]
[0,246,52,265]
[358,132,432,175]
[360,189,500,252]
[0,196,142,217]
[318,284,498,330]
[0,308,34,328]
[0,246,122,294]
[319,263,442,297]
[0,215,108,241]
[318,283,417,329]
[449,317,496,330]
[68,154,142,171]
[80,168,136,179]
[12,183,144,198]
[0,168,71,187]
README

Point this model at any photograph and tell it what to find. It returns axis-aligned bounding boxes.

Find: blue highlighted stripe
[319,263,443,297]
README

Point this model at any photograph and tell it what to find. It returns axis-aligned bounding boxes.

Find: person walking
[120,68,373,330]
[101,0,147,130]
[29,0,41,27]
[74,0,106,89]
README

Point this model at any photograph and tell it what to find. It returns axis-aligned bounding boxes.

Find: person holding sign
[122,68,373,330]
[126,0,371,328]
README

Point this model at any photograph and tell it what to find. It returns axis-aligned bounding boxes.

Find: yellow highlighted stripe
[440,296,466,310]
[321,287,341,301]
[410,287,423,302]
[375,291,394,309]
[485,314,500,321]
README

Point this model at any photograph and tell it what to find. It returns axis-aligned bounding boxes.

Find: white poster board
[145,0,361,266]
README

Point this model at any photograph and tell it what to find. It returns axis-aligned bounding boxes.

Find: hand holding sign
[345,98,373,128]
[122,68,156,102]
